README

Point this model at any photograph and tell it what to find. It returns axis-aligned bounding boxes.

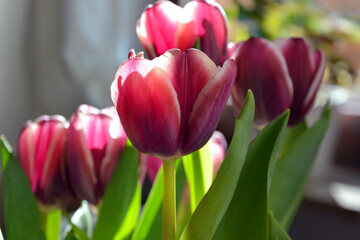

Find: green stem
[162,159,176,240]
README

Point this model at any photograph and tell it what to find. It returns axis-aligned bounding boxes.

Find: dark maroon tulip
[274,38,326,125]
[231,37,326,126]
[136,0,228,66]
[66,105,127,204]
[111,49,236,159]
[231,37,293,125]
[18,115,79,210]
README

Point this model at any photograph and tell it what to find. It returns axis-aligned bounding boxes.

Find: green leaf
[213,111,289,240]
[132,167,163,240]
[0,135,46,240]
[114,183,141,240]
[268,212,291,240]
[43,210,61,240]
[270,104,331,230]
[180,91,255,240]
[64,231,78,240]
[93,141,139,240]
[182,142,213,212]
[279,120,308,159]
[131,159,187,240]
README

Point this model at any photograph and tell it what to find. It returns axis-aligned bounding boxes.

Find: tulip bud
[18,115,78,210]
[66,105,127,204]
[231,37,293,126]
[111,48,236,159]
[144,131,227,183]
[136,0,228,66]
[274,38,326,125]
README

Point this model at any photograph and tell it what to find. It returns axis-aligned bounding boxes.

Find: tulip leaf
[114,183,141,240]
[213,111,289,240]
[180,91,255,240]
[279,120,308,159]
[64,231,78,240]
[0,135,46,240]
[131,167,163,240]
[93,141,139,240]
[269,104,331,230]
[268,212,291,240]
[44,210,61,240]
[183,142,213,212]
[132,159,186,240]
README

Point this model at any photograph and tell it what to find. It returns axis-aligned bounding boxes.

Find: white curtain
[0,0,152,146]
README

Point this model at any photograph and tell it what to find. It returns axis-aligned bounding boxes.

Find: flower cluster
[112,0,326,160]
[18,105,127,209]
[7,1,329,239]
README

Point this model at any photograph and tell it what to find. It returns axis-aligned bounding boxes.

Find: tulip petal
[186,0,228,65]
[274,38,316,124]
[41,120,66,189]
[183,59,236,155]
[232,38,293,125]
[112,55,153,110]
[136,1,194,58]
[209,131,227,177]
[67,122,98,203]
[153,49,218,142]
[301,50,326,120]
[18,121,37,183]
[117,67,181,157]
[99,109,127,187]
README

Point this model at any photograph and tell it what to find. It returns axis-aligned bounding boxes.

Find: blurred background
[0,0,359,239]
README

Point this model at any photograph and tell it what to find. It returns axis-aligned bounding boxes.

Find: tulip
[18,115,78,210]
[111,48,236,160]
[231,37,293,125]
[66,105,127,204]
[136,0,228,66]
[145,131,228,183]
[274,38,326,125]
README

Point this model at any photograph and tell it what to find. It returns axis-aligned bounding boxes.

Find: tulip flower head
[111,49,236,160]
[18,115,76,209]
[66,105,127,204]
[231,37,293,126]
[231,37,325,126]
[137,0,228,66]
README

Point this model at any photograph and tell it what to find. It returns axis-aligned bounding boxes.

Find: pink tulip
[18,115,78,210]
[231,37,293,125]
[145,131,227,183]
[66,105,127,204]
[136,0,228,66]
[274,38,326,125]
[209,131,227,177]
[111,49,236,159]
